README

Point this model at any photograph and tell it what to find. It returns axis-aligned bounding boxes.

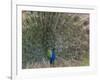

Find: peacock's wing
[47,50,51,59]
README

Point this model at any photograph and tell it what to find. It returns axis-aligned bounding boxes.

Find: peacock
[47,48,56,66]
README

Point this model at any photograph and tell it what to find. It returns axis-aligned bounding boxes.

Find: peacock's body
[47,49,56,65]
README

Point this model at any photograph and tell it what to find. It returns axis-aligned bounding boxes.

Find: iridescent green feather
[47,49,51,59]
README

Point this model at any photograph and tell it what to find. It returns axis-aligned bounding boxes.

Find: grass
[80,53,89,66]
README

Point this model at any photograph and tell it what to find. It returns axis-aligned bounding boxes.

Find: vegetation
[22,11,89,69]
